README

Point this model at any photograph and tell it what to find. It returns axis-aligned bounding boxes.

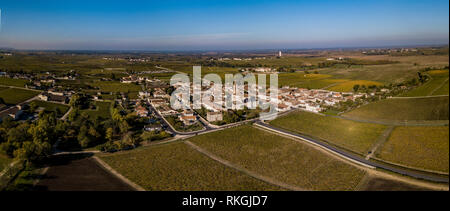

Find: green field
[0,78,28,87]
[433,79,449,95]
[343,96,449,122]
[90,81,142,93]
[319,62,440,84]
[296,79,350,89]
[190,125,366,190]
[270,111,386,154]
[276,73,331,88]
[80,101,111,120]
[402,70,449,97]
[31,100,70,117]
[0,88,39,105]
[99,142,283,191]
[148,72,178,82]
[376,126,449,173]
[327,80,383,92]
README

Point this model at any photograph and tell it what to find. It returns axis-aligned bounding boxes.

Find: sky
[0,0,448,50]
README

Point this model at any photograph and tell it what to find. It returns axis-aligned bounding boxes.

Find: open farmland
[0,88,39,104]
[99,142,283,191]
[319,54,449,84]
[189,125,366,190]
[433,79,449,95]
[34,154,134,191]
[342,96,449,122]
[375,126,449,173]
[0,78,28,87]
[358,176,433,191]
[296,79,350,90]
[269,111,386,155]
[90,81,142,93]
[276,73,331,88]
[220,56,327,67]
[402,70,449,97]
[327,80,383,92]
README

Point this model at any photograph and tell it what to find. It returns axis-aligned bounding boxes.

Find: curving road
[255,121,449,183]
[148,100,449,184]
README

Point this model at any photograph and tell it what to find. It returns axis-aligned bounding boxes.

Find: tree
[106,128,114,141]
[13,141,51,163]
[353,84,360,92]
[119,120,130,135]
[77,125,91,148]
[30,101,38,112]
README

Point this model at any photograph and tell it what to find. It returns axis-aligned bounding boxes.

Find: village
[0,64,409,138]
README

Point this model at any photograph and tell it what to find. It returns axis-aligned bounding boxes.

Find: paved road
[255,121,449,183]
[149,99,449,183]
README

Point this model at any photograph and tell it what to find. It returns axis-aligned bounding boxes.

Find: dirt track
[35,154,134,191]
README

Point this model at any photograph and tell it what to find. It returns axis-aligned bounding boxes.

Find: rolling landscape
[0,0,448,198]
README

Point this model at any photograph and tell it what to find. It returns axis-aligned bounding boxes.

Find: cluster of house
[216,57,266,61]
[362,48,418,55]
[121,75,161,84]
[239,67,276,73]
[134,78,363,129]
[198,82,361,114]
[0,72,34,80]
[1,71,77,90]
[0,105,25,121]
[37,90,71,104]
[275,87,358,113]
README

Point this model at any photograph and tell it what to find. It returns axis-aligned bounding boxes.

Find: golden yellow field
[376,126,449,173]
[327,80,383,92]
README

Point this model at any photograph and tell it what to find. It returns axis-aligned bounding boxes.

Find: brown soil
[361,177,434,191]
[35,153,134,191]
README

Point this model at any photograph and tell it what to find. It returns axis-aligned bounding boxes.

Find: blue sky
[0,0,448,50]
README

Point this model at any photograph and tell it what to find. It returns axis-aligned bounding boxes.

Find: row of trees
[0,112,64,163]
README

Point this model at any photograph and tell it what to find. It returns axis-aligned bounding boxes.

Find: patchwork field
[297,79,350,89]
[319,63,432,84]
[189,125,366,190]
[0,88,39,104]
[269,111,386,154]
[276,73,331,88]
[433,79,449,96]
[0,77,28,87]
[31,100,70,117]
[343,96,449,122]
[99,142,283,191]
[90,81,142,93]
[402,70,449,97]
[327,80,383,92]
[375,126,449,173]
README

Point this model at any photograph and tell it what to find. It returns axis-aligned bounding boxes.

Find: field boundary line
[366,126,394,160]
[92,156,146,191]
[370,156,449,176]
[336,115,449,126]
[254,123,375,169]
[184,141,306,191]
[430,77,449,96]
[389,95,449,99]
